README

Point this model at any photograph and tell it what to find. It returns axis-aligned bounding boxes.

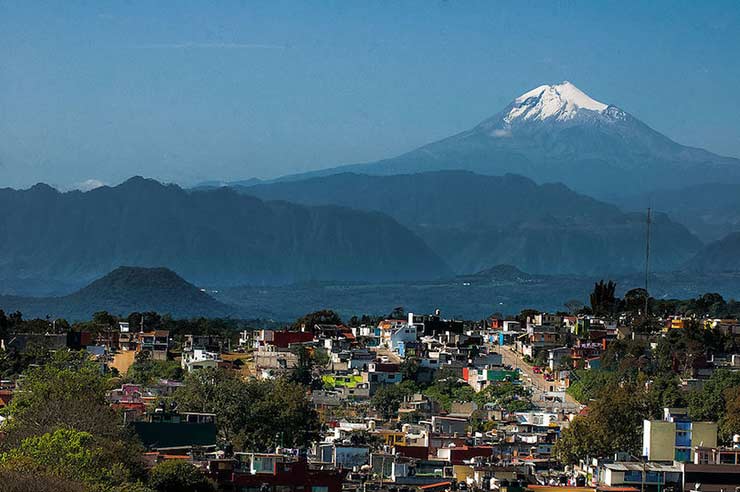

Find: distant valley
[6,264,740,322]
[233,170,701,275]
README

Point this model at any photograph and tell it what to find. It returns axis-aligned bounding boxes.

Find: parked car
[533,366,542,374]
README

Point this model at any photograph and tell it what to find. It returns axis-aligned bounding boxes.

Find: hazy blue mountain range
[0,267,237,320]
[0,177,448,293]
[686,232,740,273]
[623,182,740,241]
[236,170,702,275]
[269,82,740,200]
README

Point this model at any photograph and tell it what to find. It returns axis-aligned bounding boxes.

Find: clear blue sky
[1,0,739,189]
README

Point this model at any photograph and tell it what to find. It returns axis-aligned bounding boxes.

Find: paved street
[372,345,402,364]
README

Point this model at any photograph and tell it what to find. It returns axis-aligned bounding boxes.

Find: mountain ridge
[236,170,702,275]
[0,177,450,293]
[685,232,740,273]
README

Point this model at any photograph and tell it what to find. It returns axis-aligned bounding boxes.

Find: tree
[0,351,145,482]
[0,469,88,492]
[566,370,618,403]
[720,386,740,442]
[474,382,532,413]
[0,428,111,485]
[564,299,585,315]
[689,369,740,423]
[423,369,476,411]
[126,351,183,385]
[174,369,320,451]
[371,385,408,420]
[92,311,117,329]
[290,310,342,332]
[553,383,650,464]
[127,312,163,331]
[622,288,649,321]
[552,416,595,465]
[347,430,382,448]
[590,280,617,317]
[388,306,406,320]
[400,358,421,383]
[0,427,150,491]
[289,345,315,386]
[148,461,215,492]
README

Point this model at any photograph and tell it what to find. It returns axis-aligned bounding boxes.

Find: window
[311,487,329,492]
[675,448,690,462]
[624,470,642,483]
[720,452,737,464]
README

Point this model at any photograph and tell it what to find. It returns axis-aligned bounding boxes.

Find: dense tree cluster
[290,309,343,332]
[125,351,183,386]
[554,382,651,464]
[0,351,148,491]
[173,368,321,451]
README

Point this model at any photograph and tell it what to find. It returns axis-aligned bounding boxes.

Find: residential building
[134,330,169,361]
[642,408,718,462]
[181,348,222,373]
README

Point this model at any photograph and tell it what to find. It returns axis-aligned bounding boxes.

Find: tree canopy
[173,368,321,451]
[148,461,215,492]
[0,351,147,490]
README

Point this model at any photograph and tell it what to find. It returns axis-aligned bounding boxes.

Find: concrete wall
[643,420,676,461]
[691,421,718,449]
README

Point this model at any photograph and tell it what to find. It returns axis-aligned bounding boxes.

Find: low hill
[458,265,535,283]
[237,171,701,275]
[0,267,237,320]
[0,177,449,293]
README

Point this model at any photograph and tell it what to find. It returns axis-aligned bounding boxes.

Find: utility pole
[644,207,651,318]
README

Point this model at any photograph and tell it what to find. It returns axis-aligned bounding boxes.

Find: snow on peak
[506,81,608,123]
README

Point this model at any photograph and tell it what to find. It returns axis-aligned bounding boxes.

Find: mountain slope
[0,177,449,293]
[237,170,702,275]
[625,182,740,241]
[0,267,236,320]
[685,232,740,272]
[274,81,740,198]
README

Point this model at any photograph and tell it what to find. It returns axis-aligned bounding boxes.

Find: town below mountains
[1,285,740,491]
[2,82,740,492]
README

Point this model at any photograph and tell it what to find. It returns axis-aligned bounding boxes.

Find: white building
[181,348,222,373]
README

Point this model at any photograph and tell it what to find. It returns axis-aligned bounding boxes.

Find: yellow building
[451,464,475,484]
[664,317,688,332]
[375,429,406,447]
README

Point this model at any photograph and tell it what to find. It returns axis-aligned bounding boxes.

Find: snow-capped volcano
[506,81,608,122]
[479,81,627,137]
[277,81,740,198]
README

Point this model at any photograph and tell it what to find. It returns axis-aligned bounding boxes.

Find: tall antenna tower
[644,207,651,317]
